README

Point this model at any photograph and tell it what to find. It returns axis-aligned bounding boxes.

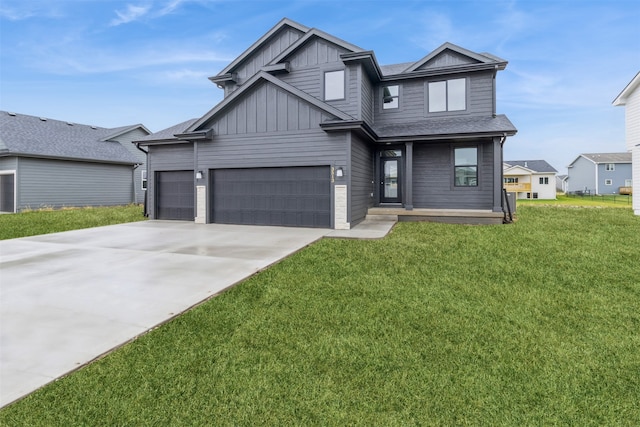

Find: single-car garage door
[156,170,194,220]
[212,166,330,228]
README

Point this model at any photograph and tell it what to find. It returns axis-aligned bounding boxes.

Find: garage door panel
[212,166,330,228]
[156,171,194,220]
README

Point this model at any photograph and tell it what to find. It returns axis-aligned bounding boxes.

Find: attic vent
[39,117,47,121]
[7,112,16,116]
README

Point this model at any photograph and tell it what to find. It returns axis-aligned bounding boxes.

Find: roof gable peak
[268,27,364,65]
[404,42,506,73]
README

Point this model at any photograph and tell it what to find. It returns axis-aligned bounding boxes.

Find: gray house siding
[373,71,495,126]
[567,157,595,193]
[16,157,134,211]
[597,163,632,194]
[109,127,148,204]
[413,141,494,209]
[349,133,374,225]
[360,67,374,124]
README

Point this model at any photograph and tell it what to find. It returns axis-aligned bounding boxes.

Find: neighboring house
[613,71,640,215]
[0,111,150,213]
[566,153,632,195]
[556,174,568,193]
[135,18,517,228]
[503,160,557,199]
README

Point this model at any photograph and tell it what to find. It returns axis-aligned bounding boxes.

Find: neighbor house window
[141,170,147,190]
[454,146,477,186]
[504,177,519,184]
[382,85,399,109]
[605,163,615,171]
[625,179,632,186]
[605,179,613,185]
[324,70,345,100]
[539,177,549,185]
[428,78,466,112]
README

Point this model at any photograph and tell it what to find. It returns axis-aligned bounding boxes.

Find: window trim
[141,170,148,190]
[382,84,400,110]
[605,163,615,171]
[539,177,549,185]
[426,77,468,114]
[453,145,478,187]
[604,179,613,186]
[324,69,345,101]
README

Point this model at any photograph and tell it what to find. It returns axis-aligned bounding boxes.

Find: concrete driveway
[1,221,342,407]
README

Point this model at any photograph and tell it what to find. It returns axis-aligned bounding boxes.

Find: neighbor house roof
[504,160,558,173]
[613,71,640,106]
[570,153,632,166]
[134,118,200,145]
[0,111,147,164]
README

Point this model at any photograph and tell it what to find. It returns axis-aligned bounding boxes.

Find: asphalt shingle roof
[134,118,199,143]
[0,111,142,164]
[372,114,517,139]
[581,152,632,163]
[504,160,558,173]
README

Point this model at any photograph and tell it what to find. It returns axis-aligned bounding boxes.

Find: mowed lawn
[1,205,639,425]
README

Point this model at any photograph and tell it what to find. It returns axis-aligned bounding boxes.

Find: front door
[380,150,402,203]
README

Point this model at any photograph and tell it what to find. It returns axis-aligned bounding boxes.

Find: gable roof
[504,160,558,173]
[0,111,147,164]
[613,71,640,106]
[403,42,507,73]
[570,152,632,166]
[215,18,309,77]
[268,27,364,65]
[188,71,354,133]
[134,118,200,145]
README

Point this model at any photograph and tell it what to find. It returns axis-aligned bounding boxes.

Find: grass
[0,204,146,240]
[517,193,633,208]
[1,205,639,425]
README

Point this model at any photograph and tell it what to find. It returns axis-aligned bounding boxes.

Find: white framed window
[625,179,632,186]
[604,179,613,185]
[382,85,399,109]
[454,146,477,187]
[324,70,345,101]
[504,177,519,184]
[605,163,615,171]
[539,177,549,185]
[141,170,147,190]
[428,78,466,113]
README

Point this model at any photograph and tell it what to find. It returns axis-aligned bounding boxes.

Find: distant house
[503,160,557,199]
[613,71,640,215]
[135,18,517,228]
[556,174,568,193]
[0,111,150,213]
[566,153,632,195]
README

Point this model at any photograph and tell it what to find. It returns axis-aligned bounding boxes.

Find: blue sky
[1,0,638,173]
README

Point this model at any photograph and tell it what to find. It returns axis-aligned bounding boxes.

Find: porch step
[365,214,398,222]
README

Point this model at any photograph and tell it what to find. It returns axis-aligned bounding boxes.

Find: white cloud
[110,3,152,26]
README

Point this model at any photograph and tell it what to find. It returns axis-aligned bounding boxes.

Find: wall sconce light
[196,171,204,180]
[336,167,344,178]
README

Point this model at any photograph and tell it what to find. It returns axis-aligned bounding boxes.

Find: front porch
[366,207,505,225]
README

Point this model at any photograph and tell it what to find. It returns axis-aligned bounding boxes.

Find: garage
[155,170,194,220]
[211,166,331,228]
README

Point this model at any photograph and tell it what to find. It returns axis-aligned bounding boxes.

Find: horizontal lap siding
[350,133,374,225]
[413,142,493,209]
[17,158,133,210]
[109,128,149,204]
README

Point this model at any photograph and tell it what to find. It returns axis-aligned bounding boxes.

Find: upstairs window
[539,177,549,185]
[605,163,615,171]
[324,70,345,101]
[428,78,466,112]
[454,146,477,187]
[504,177,519,184]
[382,85,399,109]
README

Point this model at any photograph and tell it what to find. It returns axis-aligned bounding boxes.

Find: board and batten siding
[349,133,374,225]
[412,141,494,209]
[227,27,304,94]
[206,81,337,135]
[373,71,495,127]
[16,157,134,211]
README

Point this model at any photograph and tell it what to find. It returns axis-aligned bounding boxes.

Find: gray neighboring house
[135,18,517,228]
[566,153,632,195]
[0,111,150,213]
[556,174,568,193]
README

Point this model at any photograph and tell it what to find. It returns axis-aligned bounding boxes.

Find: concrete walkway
[0,218,395,407]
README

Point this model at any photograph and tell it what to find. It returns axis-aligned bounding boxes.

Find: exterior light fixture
[196,171,204,180]
[336,167,344,178]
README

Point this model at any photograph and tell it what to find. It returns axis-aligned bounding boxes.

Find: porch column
[493,136,503,212]
[405,142,413,210]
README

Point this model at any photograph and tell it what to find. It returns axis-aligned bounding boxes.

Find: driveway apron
[0,221,330,407]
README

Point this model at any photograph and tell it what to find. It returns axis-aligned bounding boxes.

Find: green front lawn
[1,206,639,425]
[0,204,146,240]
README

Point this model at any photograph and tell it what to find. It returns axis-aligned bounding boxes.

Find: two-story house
[566,153,632,195]
[135,18,517,228]
[503,160,557,200]
[613,71,639,215]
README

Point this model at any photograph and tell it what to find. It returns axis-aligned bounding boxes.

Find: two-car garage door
[212,166,330,228]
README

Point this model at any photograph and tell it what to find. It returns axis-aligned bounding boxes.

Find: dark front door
[380,150,402,203]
